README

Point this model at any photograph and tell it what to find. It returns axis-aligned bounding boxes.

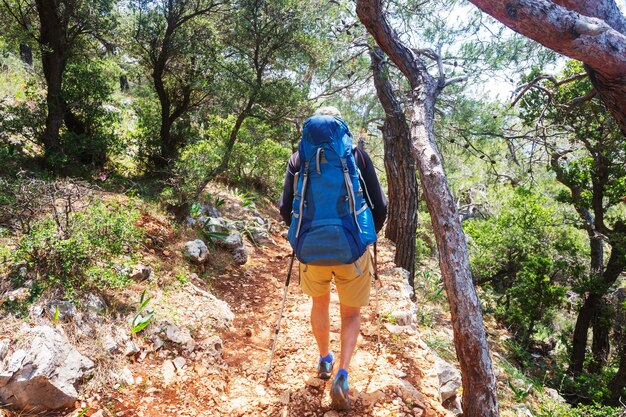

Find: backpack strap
[355,147,366,169]
[292,172,299,194]
[357,169,374,210]
[354,148,374,210]
[340,157,362,233]
[291,152,301,194]
[295,160,310,238]
[315,148,323,175]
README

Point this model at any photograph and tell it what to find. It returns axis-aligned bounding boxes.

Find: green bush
[61,57,121,167]
[160,115,231,206]
[132,93,162,168]
[536,401,624,417]
[229,119,292,197]
[415,210,436,260]
[0,75,47,169]
[13,200,142,297]
[464,187,586,344]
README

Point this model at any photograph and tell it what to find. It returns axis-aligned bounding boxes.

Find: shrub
[0,77,46,168]
[536,401,624,417]
[160,115,231,207]
[61,57,121,167]
[464,187,586,344]
[229,119,292,197]
[12,200,142,297]
[133,93,162,168]
[415,210,437,260]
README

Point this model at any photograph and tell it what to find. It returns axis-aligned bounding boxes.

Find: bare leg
[338,303,361,371]
[311,292,331,357]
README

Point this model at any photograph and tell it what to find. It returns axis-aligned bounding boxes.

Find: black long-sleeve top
[278,147,388,233]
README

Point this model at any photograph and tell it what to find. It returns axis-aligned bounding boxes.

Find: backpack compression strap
[340,157,362,233]
[295,161,310,238]
[354,148,374,210]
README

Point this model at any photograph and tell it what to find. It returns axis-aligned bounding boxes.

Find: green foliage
[0,42,28,98]
[202,230,229,247]
[160,115,228,206]
[519,61,626,219]
[52,305,60,324]
[0,76,46,167]
[130,92,161,167]
[464,187,585,343]
[536,401,624,417]
[229,123,292,196]
[414,268,446,303]
[126,0,220,163]
[415,210,437,260]
[12,201,142,297]
[131,289,154,334]
[61,57,121,166]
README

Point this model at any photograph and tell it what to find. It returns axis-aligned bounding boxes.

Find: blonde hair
[313,106,342,117]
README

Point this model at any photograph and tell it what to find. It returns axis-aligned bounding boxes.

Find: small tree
[0,0,117,167]
[357,1,500,415]
[189,0,318,201]
[465,188,584,347]
[128,0,222,168]
[518,60,626,386]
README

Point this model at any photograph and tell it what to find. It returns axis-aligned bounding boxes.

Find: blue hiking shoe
[317,352,334,380]
[330,369,350,411]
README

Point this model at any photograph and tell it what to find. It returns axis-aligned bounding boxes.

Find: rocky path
[99,227,456,417]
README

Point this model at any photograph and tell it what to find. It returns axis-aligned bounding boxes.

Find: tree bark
[36,0,66,165]
[587,225,607,374]
[466,0,626,137]
[570,294,596,375]
[589,298,611,373]
[570,240,626,374]
[370,46,418,288]
[357,2,500,415]
[153,56,173,168]
[610,343,626,405]
[609,289,626,404]
[552,0,626,36]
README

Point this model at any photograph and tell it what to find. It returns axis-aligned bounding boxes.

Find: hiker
[278,106,387,410]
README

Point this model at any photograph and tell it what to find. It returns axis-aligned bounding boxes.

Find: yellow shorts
[299,250,373,307]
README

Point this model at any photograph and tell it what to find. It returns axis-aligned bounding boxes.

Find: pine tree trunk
[575,229,605,374]
[370,47,418,287]
[409,79,499,417]
[570,295,596,375]
[357,2,500,414]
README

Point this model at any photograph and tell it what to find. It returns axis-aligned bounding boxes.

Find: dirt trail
[99,217,453,417]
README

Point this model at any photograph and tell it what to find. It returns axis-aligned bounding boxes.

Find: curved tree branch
[467,0,626,136]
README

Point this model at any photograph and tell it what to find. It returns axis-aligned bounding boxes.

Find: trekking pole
[373,242,382,351]
[265,251,296,382]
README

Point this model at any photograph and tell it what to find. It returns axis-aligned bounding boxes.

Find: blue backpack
[287,115,377,265]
